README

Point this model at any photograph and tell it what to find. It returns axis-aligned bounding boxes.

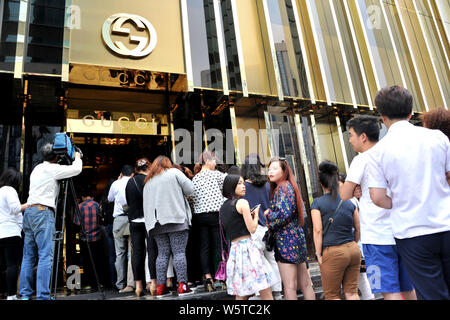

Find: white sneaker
[7,295,19,300]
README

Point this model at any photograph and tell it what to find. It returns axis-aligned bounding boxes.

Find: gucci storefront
[1,0,449,268]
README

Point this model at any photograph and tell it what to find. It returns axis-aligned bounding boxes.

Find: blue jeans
[19,207,55,300]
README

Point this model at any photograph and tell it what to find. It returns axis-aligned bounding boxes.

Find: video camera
[52,133,82,165]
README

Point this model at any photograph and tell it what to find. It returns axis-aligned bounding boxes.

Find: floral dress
[265,182,307,264]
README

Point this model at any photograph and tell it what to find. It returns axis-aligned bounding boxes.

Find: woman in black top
[125,158,150,297]
[220,174,275,300]
[310,161,361,300]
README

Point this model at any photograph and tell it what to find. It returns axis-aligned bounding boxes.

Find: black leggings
[130,222,148,282]
[193,213,221,276]
[0,236,22,296]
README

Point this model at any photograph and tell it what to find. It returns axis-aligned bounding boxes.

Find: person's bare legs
[277,262,298,300]
[383,292,405,300]
[236,295,250,300]
[401,289,417,300]
[135,280,144,297]
[259,287,274,300]
[383,289,417,300]
[297,263,316,300]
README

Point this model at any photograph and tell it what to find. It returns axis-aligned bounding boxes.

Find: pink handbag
[215,207,230,281]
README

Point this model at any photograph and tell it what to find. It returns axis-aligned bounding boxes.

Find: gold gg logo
[102,13,157,58]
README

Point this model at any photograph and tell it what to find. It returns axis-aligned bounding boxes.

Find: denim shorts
[362,244,415,294]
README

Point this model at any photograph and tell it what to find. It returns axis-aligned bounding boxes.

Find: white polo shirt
[346,151,395,245]
[367,120,450,239]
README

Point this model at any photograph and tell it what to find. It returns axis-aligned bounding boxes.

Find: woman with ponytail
[264,157,315,300]
[310,161,361,300]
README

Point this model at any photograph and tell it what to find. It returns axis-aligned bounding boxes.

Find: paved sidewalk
[54,262,381,300]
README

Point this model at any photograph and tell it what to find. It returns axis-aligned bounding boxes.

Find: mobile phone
[250,204,260,212]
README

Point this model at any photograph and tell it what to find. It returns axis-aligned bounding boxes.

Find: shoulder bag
[322,199,343,250]
[215,200,233,281]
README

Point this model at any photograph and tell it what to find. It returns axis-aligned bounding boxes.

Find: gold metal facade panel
[397,0,445,110]
[70,0,185,75]
[429,0,450,72]
[234,0,277,96]
[295,0,327,102]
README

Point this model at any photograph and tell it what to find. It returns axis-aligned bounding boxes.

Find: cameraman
[19,143,82,300]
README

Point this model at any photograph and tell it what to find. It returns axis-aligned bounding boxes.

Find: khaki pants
[320,241,361,299]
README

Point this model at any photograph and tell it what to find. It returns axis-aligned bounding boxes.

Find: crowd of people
[0,85,449,300]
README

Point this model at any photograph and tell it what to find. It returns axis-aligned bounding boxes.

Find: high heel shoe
[204,278,216,292]
[135,287,144,297]
[147,283,157,296]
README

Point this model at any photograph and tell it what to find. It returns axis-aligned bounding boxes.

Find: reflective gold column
[411,0,448,110]
[14,0,30,79]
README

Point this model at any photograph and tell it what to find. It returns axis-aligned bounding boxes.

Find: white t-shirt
[0,186,23,239]
[346,152,395,245]
[108,176,131,218]
[367,120,450,239]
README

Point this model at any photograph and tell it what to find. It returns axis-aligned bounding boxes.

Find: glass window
[266,0,309,98]
[299,115,321,200]
[0,125,22,172]
[187,0,223,90]
[24,0,64,75]
[0,0,20,72]
[265,108,305,190]
[220,0,242,92]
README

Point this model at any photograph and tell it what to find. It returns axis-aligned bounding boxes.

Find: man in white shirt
[108,165,134,292]
[340,116,416,300]
[19,143,82,300]
[367,85,450,300]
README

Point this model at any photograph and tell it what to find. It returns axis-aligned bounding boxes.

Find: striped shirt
[75,199,102,242]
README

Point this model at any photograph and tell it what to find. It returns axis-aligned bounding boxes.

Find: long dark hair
[222,174,241,199]
[0,168,22,192]
[319,161,339,200]
[268,158,304,227]
[242,154,267,187]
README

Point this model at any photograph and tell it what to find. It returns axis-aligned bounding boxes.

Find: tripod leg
[51,180,68,300]
[68,179,105,300]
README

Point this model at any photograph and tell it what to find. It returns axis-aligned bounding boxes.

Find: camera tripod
[50,177,105,300]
